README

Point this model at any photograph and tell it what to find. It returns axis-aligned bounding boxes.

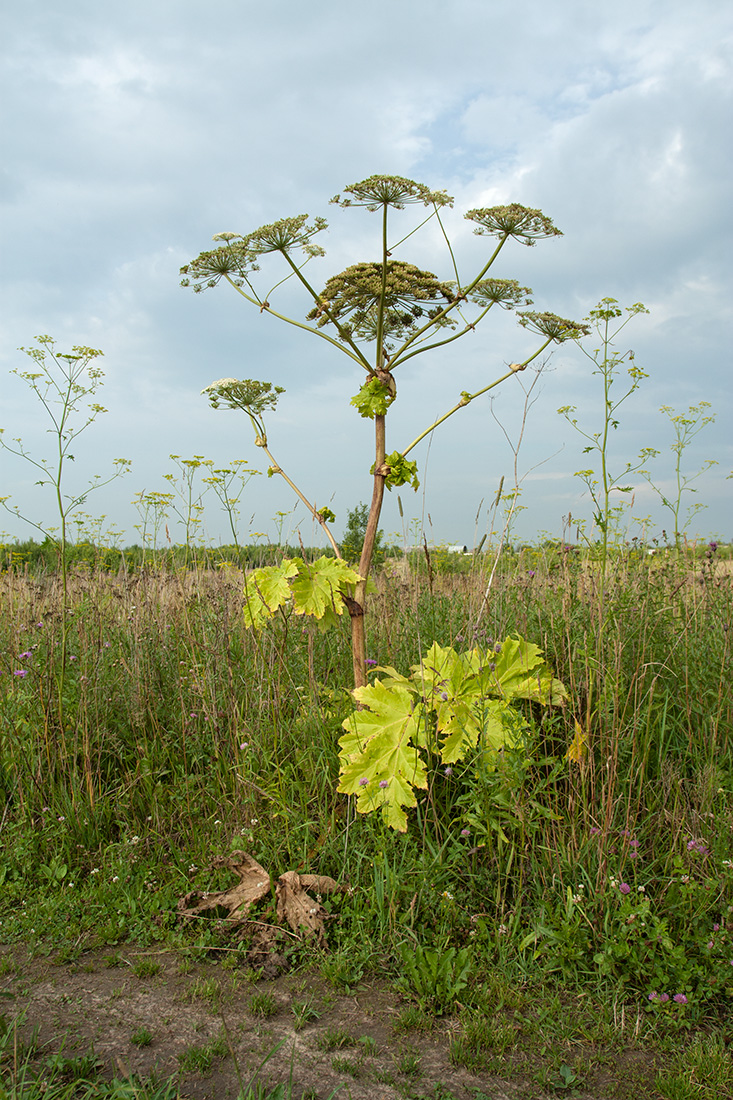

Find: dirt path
[2,945,546,1099]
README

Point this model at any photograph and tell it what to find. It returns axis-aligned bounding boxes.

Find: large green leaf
[337,634,568,830]
[242,560,299,628]
[291,556,361,620]
[338,679,427,831]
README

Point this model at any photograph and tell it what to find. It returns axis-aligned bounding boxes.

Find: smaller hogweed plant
[558,298,653,577]
[640,401,717,549]
[0,335,131,728]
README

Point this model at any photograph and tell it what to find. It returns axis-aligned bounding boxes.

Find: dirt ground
[0,942,649,1100]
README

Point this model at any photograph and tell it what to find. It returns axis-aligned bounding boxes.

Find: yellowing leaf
[338,680,427,832]
[243,560,299,628]
[291,556,361,620]
[566,721,588,763]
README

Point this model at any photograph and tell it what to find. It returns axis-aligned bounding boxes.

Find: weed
[132,958,161,979]
[131,1027,153,1047]
[331,1054,361,1077]
[397,942,473,1015]
[290,999,321,1030]
[185,977,222,1005]
[249,991,278,1018]
[397,1050,422,1076]
[315,1027,355,1051]
[176,1029,228,1074]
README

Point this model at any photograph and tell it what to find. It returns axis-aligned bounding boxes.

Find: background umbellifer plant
[183,175,588,690]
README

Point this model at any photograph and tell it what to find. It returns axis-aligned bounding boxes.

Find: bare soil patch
[0,944,652,1099]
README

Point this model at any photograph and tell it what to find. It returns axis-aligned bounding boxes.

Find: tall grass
[1,543,731,1014]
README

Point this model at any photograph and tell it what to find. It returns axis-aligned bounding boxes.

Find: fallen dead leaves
[177,851,345,947]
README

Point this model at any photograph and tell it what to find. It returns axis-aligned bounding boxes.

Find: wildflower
[708,941,714,949]
[58,816,65,823]
[112,875,119,883]
[713,923,721,931]
[90,868,100,875]
[239,741,249,750]
[498,924,508,935]
[590,827,600,836]
[673,993,688,1004]
[444,766,453,777]
[638,886,646,893]
[214,819,222,825]
[440,691,449,701]
[18,651,33,660]
[379,780,389,789]
[630,838,640,848]
[659,993,669,1003]
[13,670,28,677]
[619,882,631,895]
[648,992,658,1001]
[358,778,369,787]
[130,835,140,844]
[461,828,470,837]
[365,658,377,667]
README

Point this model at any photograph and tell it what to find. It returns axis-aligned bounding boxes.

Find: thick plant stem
[350,414,386,689]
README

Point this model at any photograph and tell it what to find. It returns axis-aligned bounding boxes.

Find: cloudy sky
[1,0,731,549]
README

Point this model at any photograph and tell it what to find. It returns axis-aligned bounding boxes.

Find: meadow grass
[1,541,731,1075]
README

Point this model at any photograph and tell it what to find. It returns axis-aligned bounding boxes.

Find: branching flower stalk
[184,176,588,689]
[640,403,717,549]
[0,336,131,734]
[558,299,652,608]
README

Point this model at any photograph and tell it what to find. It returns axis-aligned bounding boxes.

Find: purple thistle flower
[673,993,688,1004]
[659,993,670,1003]
[378,780,388,789]
[18,651,33,660]
[13,669,28,678]
[619,882,631,895]
[358,777,369,787]
[365,658,377,667]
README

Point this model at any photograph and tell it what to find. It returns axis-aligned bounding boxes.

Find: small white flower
[202,378,239,394]
[112,875,120,883]
[130,835,140,844]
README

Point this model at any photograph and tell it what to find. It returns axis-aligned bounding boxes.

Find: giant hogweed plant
[184,176,586,681]
[183,176,579,827]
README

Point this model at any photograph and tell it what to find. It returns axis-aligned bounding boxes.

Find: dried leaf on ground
[177,851,270,921]
[275,871,344,944]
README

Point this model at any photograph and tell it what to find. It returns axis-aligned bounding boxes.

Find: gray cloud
[1,0,731,546]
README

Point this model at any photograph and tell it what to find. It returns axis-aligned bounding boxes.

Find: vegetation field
[1,543,732,1099]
